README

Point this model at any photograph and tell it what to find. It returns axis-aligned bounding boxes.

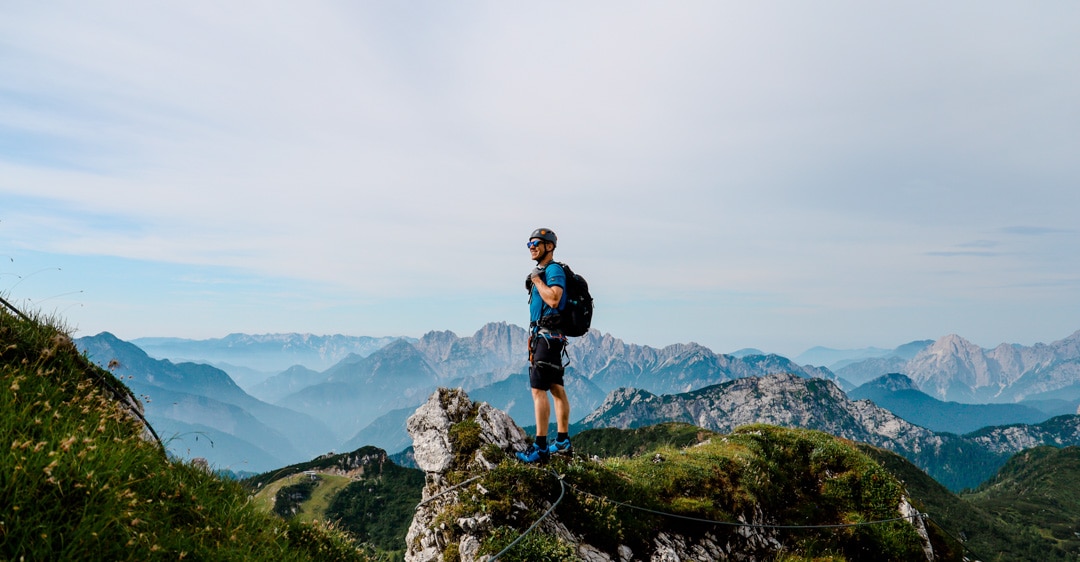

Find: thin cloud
[1000,226,1072,236]
[957,240,1001,249]
[925,251,1004,258]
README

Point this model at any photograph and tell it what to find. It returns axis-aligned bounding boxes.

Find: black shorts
[529,335,565,391]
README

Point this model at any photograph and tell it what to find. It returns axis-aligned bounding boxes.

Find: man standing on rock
[517,228,573,463]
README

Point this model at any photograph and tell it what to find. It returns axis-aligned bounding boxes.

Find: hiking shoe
[516,443,550,464]
[548,438,573,456]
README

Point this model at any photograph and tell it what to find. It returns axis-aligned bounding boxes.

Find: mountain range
[837,331,1080,404]
[796,340,933,373]
[76,324,1080,489]
[78,332,339,471]
[131,332,407,387]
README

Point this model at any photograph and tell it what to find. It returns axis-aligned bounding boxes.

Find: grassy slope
[0,304,368,561]
[962,446,1080,556]
[857,443,1079,561]
[251,473,354,523]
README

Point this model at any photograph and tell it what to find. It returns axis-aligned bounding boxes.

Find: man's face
[528,238,545,259]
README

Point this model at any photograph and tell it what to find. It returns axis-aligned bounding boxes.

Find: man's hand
[526,266,544,292]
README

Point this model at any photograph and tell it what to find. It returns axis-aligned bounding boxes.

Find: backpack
[539,261,593,337]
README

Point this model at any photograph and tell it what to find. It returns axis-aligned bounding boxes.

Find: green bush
[481,526,577,562]
[276,480,319,518]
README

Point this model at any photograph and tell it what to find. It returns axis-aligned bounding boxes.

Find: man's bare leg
[550,384,570,434]
[531,387,550,437]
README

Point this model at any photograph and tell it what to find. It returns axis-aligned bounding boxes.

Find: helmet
[530,228,557,246]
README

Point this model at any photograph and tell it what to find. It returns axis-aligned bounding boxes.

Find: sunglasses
[526,240,544,249]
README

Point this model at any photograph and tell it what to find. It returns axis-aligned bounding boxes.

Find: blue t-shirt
[529,262,566,325]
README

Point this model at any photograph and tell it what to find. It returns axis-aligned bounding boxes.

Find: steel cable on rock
[488,469,566,561]
[567,483,923,529]
[920,513,989,562]
[416,475,483,508]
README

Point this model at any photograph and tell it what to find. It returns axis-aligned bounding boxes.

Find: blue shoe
[548,438,573,456]
[516,443,550,464]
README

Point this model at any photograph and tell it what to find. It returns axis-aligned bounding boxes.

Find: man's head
[528,228,557,262]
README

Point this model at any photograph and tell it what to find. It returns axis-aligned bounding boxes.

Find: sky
[2,2,1079,359]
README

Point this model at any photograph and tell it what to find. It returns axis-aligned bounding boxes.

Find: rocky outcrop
[403,387,936,562]
[406,387,525,475]
[405,388,528,561]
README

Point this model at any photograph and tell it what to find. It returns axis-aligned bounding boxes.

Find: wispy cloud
[958,240,1001,248]
[1000,226,1073,236]
[925,251,1004,258]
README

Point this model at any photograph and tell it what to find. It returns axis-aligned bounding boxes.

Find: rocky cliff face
[403,387,935,562]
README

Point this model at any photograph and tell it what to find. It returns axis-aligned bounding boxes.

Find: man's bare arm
[531,271,564,308]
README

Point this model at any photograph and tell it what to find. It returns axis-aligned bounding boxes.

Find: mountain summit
[403,387,942,561]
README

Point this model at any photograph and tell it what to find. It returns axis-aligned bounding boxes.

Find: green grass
[571,422,717,458]
[1,301,369,561]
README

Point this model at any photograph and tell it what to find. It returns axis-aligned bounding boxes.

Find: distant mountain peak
[866,373,920,392]
[730,347,765,358]
[931,334,979,354]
